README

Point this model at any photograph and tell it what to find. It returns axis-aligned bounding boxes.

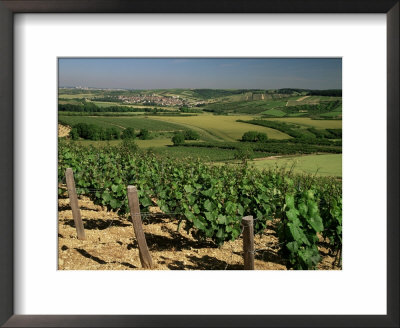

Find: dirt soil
[58,124,71,138]
[253,156,282,161]
[296,96,310,102]
[58,195,340,270]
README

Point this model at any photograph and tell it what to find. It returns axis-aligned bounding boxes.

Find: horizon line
[59,86,343,91]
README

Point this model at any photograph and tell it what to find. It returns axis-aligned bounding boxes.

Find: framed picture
[1,1,398,327]
[56,57,343,271]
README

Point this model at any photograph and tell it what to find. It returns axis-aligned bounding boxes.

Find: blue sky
[58,58,342,90]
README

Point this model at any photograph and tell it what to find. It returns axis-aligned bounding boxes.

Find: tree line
[69,123,150,141]
[58,102,169,113]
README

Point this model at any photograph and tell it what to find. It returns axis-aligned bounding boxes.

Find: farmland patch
[151,114,292,141]
[250,154,342,177]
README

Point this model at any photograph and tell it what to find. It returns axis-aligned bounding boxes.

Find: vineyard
[58,140,342,270]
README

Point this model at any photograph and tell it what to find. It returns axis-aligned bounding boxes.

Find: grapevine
[58,140,342,269]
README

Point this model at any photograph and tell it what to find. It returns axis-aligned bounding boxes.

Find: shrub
[69,127,79,140]
[122,127,135,139]
[172,132,185,146]
[109,127,120,140]
[74,123,102,140]
[184,130,200,140]
[234,146,254,161]
[241,131,268,142]
[71,123,121,141]
[120,138,138,153]
[138,129,150,140]
[326,129,342,138]
[257,133,268,142]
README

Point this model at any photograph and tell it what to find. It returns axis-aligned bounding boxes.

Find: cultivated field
[58,93,95,99]
[151,114,292,141]
[76,138,173,149]
[265,117,342,129]
[261,109,287,117]
[250,154,342,177]
[58,89,342,176]
[59,115,188,132]
[285,96,341,107]
[58,87,343,271]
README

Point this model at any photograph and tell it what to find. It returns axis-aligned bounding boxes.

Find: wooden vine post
[127,185,153,269]
[242,216,255,270]
[65,168,86,240]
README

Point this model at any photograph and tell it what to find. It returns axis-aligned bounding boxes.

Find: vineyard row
[58,141,342,269]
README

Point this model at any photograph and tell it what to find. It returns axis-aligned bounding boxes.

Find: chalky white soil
[58,194,340,270]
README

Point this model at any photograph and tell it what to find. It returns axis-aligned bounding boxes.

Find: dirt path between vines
[58,195,340,270]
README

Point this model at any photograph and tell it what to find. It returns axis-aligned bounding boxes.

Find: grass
[59,116,125,130]
[257,99,289,109]
[285,96,341,107]
[150,114,292,141]
[94,116,187,131]
[75,138,173,148]
[249,154,342,177]
[287,113,307,117]
[153,146,270,162]
[58,99,82,105]
[153,146,240,161]
[58,93,95,99]
[203,98,300,114]
[320,111,342,118]
[72,141,263,161]
[135,138,173,148]
[90,101,177,110]
[75,140,122,147]
[59,111,147,117]
[265,117,342,129]
[91,101,129,107]
[71,138,341,169]
[261,109,287,117]
[58,115,189,132]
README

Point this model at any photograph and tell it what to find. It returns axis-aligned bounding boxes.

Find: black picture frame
[0,1,398,327]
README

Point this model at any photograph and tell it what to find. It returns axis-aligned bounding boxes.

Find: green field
[73,139,342,173]
[58,99,82,105]
[88,100,177,110]
[60,113,293,142]
[58,88,342,177]
[58,115,189,132]
[58,86,342,270]
[150,114,292,141]
[257,99,291,109]
[261,108,287,116]
[285,96,341,107]
[320,111,342,118]
[250,154,342,177]
[203,98,299,114]
[287,112,308,117]
[74,140,273,162]
[90,101,128,107]
[76,138,173,148]
[266,117,342,129]
[153,146,269,161]
[59,111,147,116]
[58,93,94,99]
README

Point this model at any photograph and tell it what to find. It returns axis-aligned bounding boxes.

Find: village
[118,94,188,107]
